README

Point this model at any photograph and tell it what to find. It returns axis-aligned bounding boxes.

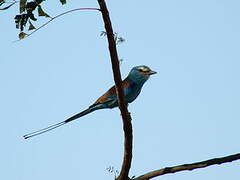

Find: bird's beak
[148,70,157,75]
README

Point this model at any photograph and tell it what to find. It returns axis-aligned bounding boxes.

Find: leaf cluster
[14,0,49,38]
[11,0,66,39]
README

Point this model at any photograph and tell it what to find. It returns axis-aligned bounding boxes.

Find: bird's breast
[124,82,142,103]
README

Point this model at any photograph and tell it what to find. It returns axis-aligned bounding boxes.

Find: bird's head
[128,65,157,84]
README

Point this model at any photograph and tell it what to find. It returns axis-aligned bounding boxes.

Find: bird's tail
[23,107,96,139]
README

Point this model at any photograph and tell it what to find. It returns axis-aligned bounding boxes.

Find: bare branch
[133,153,240,180]
[97,1,132,180]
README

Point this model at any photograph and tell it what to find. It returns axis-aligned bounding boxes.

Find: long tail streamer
[23,121,66,139]
[23,108,96,139]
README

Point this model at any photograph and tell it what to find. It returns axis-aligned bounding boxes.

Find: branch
[97,1,133,180]
[15,7,100,41]
[0,0,17,10]
[133,153,240,180]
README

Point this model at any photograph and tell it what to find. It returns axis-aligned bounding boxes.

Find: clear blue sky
[1,0,240,180]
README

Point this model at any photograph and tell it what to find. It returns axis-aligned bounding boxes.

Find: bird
[23,65,157,139]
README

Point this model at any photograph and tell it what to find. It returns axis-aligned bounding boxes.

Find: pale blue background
[1,0,240,180]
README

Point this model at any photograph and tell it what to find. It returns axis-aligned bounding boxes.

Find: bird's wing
[90,80,132,108]
[90,85,116,108]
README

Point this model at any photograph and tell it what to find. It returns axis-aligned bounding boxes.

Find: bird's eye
[138,68,149,73]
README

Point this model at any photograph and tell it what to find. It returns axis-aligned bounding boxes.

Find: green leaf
[19,0,27,13]
[37,5,51,18]
[37,5,45,16]
[59,0,66,5]
[44,12,51,18]
[19,32,28,39]
[28,20,36,30]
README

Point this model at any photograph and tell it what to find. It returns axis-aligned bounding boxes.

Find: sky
[1,0,240,180]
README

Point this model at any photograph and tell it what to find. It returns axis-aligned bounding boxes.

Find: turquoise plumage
[23,65,156,139]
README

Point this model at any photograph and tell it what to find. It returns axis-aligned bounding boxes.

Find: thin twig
[15,7,100,41]
[133,153,240,180]
[0,0,17,10]
[3,0,18,4]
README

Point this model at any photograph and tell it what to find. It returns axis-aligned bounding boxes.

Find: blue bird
[23,65,156,139]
